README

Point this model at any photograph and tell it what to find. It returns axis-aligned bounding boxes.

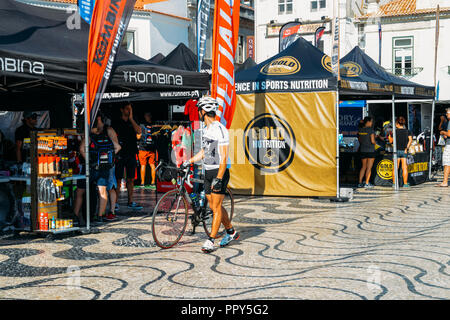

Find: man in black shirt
[15,111,38,162]
[112,103,143,211]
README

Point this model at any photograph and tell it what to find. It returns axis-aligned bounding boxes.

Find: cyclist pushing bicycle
[181,96,240,253]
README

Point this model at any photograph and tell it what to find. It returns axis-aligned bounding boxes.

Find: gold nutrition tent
[230,38,338,197]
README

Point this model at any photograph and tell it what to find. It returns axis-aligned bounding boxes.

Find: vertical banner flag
[86,0,136,127]
[197,0,211,72]
[211,0,240,129]
[279,21,302,52]
[331,16,340,79]
[78,0,96,24]
[378,21,382,64]
[314,26,325,48]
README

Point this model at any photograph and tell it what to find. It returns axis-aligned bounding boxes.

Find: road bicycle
[151,165,234,249]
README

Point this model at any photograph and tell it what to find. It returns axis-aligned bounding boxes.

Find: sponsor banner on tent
[86,0,136,127]
[73,90,202,103]
[228,91,337,197]
[211,0,240,129]
[235,78,333,94]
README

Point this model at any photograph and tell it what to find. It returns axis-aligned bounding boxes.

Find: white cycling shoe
[201,239,215,253]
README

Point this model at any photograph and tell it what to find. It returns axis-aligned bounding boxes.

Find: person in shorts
[137,112,158,190]
[357,116,376,188]
[112,102,143,210]
[182,96,239,253]
[80,112,121,222]
[437,108,450,187]
[389,116,412,187]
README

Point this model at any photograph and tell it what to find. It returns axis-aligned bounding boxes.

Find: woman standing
[80,112,121,222]
[358,117,376,188]
[389,116,412,188]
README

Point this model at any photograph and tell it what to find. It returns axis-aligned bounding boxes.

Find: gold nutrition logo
[260,56,301,75]
[340,62,362,77]
[243,113,296,173]
[376,159,393,180]
[321,55,333,73]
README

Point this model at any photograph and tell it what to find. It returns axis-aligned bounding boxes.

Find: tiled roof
[38,0,191,21]
[359,0,450,19]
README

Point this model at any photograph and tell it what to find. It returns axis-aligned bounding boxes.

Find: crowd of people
[73,102,156,226]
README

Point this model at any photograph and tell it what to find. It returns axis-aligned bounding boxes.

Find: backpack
[141,125,155,148]
[90,132,115,169]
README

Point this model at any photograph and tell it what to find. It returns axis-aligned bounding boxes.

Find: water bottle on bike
[199,190,205,207]
[189,193,199,208]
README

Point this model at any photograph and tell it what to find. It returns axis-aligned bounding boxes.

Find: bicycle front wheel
[152,189,189,249]
[203,188,235,238]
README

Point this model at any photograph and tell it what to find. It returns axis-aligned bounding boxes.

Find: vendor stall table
[373,152,429,187]
[339,150,430,187]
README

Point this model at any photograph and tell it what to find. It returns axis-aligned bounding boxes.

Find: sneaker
[220,231,240,247]
[92,216,106,225]
[403,183,411,188]
[105,212,118,221]
[364,183,374,189]
[127,202,143,210]
[148,184,156,191]
[357,183,365,188]
[201,239,215,253]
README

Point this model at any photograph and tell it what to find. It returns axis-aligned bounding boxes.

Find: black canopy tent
[158,42,212,74]
[148,53,165,64]
[339,46,434,99]
[339,47,436,188]
[0,0,210,98]
[233,38,339,197]
[338,46,436,190]
[0,0,210,232]
[235,57,257,73]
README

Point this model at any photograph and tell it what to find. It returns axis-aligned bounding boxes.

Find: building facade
[254,0,366,63]
[20,0,191,60]
[357,0,450,102]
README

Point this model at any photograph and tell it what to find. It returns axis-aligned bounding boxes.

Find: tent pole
[428,98,436,180]
[392,93,399,191]
[336,89,340,198]
[84,84,90,231]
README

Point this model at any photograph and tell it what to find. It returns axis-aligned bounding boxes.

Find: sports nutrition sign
[243,113,296,173]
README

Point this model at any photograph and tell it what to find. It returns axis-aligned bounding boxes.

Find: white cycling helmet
[197,96,219,113]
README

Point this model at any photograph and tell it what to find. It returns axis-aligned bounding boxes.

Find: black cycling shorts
[115,154,137,181]
[204,168,230,195]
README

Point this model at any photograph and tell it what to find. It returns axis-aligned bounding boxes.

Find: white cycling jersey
[202,121,230,171]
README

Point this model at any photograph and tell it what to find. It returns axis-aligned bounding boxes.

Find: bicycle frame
[163,166,210,234]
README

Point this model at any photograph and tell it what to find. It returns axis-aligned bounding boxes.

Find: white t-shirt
[202,121,230,170]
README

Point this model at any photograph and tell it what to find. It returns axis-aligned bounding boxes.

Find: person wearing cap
[15,111,38,162]
[181,96,239,253]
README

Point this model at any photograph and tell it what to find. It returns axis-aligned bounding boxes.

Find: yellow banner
[228,91,337,196]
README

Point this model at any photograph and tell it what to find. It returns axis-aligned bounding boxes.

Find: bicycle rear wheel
[203,188,234,238]
[152,189,189,249]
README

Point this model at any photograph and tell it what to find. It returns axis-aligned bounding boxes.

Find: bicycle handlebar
[162,165,193,188]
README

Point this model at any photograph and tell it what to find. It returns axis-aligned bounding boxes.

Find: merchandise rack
[28,129,84,237]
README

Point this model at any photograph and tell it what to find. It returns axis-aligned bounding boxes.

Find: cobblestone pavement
[0,178,449,300]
